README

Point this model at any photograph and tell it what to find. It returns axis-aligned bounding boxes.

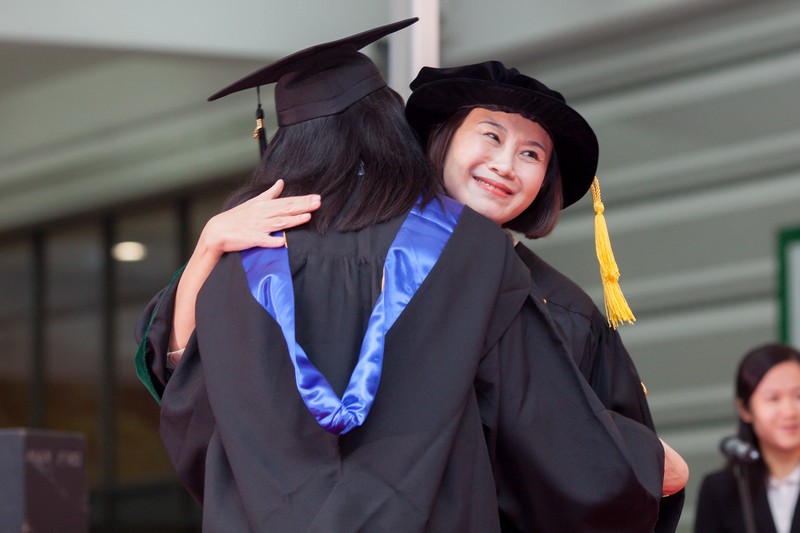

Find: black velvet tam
[407,61,598,209]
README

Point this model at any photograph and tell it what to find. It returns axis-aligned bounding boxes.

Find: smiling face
[442,108,553,226]
[739,360,800,458]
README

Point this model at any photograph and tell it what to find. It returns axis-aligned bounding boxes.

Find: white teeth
[474,177,509,194]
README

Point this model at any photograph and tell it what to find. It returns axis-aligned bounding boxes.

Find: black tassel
[252,86,267,156]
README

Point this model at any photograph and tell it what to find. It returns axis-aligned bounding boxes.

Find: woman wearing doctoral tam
[135,19,665,532]
[405,60,688,532]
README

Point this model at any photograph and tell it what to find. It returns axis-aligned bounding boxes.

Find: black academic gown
[515,243,685,532]
[695,468,800,533]
[514,244,650,421]
[136,204,664,532]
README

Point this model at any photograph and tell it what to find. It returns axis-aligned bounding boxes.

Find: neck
[761,446,800,480]
[502,227,518,245]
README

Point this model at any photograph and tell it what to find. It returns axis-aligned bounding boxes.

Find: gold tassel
[591,177,635,329]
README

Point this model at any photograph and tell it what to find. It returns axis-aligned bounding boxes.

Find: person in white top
[696,343,800,533]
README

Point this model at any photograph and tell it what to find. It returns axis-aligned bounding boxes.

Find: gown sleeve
[157,331,212,505]
[133,265,212,504]
[584,312,654,429]
[134,266,185,402]
[476,292,664,532]
[584,295,686,533]
[515,243,685,532]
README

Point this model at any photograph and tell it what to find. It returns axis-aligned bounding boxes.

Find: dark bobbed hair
[732,343,800,488]
[225,86,436,233]
[736,343,800,408]
[425,105,563,239]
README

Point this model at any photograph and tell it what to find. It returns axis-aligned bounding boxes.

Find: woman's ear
[736,399,753,423]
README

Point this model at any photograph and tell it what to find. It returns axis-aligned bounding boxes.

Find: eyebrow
[478,119,549,152]
[759,386,800,394]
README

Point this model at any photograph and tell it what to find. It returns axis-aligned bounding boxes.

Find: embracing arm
[588,328,688,495]
[478,298,666,532]
[589,320,688,531]
[135,181,320,399]
[169,180,320,352]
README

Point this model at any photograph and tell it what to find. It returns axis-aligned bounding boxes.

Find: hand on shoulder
[203,179,321,253]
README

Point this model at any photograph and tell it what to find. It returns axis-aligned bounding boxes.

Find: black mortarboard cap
[208,17,418,129]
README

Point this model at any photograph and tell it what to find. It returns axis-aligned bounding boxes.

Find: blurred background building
[1,0,799,530]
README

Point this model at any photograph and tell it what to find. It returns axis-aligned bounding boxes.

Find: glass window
[0,239,33,428]
[115,206,179,484]
[43,223,103,485]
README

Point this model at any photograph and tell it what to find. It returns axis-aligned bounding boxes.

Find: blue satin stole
[240,196,463,435]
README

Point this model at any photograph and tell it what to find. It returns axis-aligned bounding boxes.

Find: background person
[695,343,800,533]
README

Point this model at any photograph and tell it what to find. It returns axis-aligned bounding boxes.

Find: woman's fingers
[254,192,321,217]
[262,179,285,199]
[205,188,321,252]
[259,233,287,248]
[254,181,321,216]
[265,212,313,233]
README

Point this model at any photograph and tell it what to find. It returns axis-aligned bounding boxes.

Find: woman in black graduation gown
[136,20,669,532]
[695,344,800,533]
[405,61,688,532]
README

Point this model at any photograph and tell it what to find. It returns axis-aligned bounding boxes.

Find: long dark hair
[225,87,436,233]
[425,105,562,238]
[732,343,800,490]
